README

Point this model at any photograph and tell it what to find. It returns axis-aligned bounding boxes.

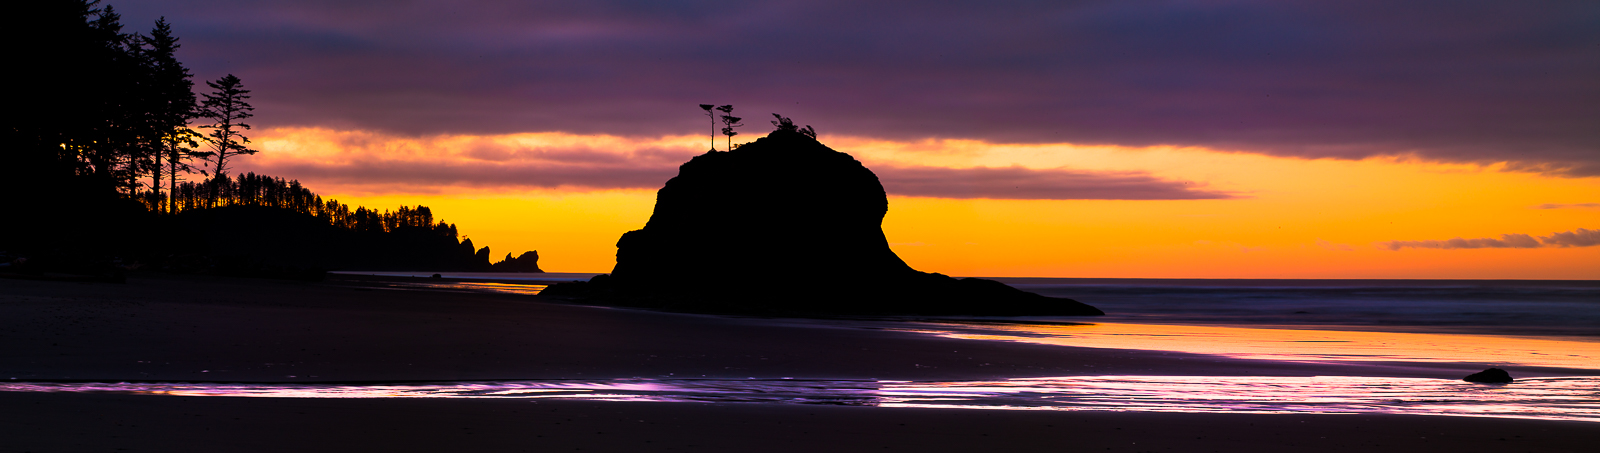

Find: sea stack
[491,251,544,272]
[545,128,1103,316]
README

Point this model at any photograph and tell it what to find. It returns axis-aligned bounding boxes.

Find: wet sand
[4,392,1597,453]
[2,274,1595,451]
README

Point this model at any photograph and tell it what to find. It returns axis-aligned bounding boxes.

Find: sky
[116,0,1598,278]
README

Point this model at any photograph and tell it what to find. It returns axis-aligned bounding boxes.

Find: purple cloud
[1533,203,1600,209]
[1380,228,1598,250]
[254,160,677,192]
[875,165,1234,200]
[249,156,1231,200]
[1540,228,1600,247]
[1380,234,1542,251]
[116,1,1600,176]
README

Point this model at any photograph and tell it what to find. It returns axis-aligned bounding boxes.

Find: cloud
[115,0,1600,177]
[874,165,1236,200]
[257,160,676,192]
[1380,234,1542,251]
[1379,228,1597,250]
[242,129,700,193]
[1533,203,1600,209]
[240,128,704,193]
[1540,228,1600,247]
[241,128,1235,200]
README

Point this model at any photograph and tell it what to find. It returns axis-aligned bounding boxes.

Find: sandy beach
[2,274,1596,452]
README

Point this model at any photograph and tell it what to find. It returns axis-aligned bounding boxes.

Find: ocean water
[334,273,1600,367]
[331,273,1600,371]
[995,278,1600,338]
[911,278,1600,372]
[337,273,1600,338]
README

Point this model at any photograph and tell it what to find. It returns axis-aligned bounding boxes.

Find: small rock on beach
[1463,368,1513,383]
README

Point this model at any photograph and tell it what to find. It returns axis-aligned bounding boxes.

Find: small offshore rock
[490,251,544,272]
[1463,368,1513,383]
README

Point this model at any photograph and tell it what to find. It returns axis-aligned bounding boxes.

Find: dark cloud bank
[255,158,1231,200]
[123,1,1599,176]
[1380,228,1600,250]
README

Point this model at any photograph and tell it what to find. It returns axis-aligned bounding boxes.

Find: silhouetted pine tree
[716,105,742,151]
[142,17,203,213]
[699,104,717,151]
[198,74,255,182]
[771,114,816,139]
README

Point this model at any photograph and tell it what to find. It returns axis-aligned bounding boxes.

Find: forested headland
[1,1,539,280]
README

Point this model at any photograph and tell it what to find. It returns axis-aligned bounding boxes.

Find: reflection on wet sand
[369,281,549,296]
[5,375,1596,422]
[909,322,1600,370]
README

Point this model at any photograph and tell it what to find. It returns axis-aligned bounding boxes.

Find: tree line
[166,173,459,238]
[5,1,246,206]
[1,1,521,276]
[3,1,454,236]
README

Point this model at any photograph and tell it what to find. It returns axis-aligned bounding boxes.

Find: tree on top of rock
[699,104,719,151]
[771,114,816,139]
[716,105,742,151]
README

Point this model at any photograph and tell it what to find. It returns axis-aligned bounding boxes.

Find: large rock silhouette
[545,129,1102,316]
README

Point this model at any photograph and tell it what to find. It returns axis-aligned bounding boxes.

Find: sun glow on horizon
[235,127,1600,279]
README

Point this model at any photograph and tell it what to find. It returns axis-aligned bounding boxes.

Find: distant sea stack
[1463,368,1514,383]
[545,128,1102,316]
[491,251,544,273]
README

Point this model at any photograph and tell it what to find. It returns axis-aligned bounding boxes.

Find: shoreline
[5,273,1593,382]
[329,270,1600,339]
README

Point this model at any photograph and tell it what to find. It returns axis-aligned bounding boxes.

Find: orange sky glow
[239,127,1599,279]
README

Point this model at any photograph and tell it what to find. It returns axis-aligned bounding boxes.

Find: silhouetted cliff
[545,129,1102,316]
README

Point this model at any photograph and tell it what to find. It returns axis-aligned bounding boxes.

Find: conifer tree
[81,3,141,188]
[772,114,817,139]
[716,105,742,151]
[198,74,255,180]
[142,17,202,212]
[699,104,716,151]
